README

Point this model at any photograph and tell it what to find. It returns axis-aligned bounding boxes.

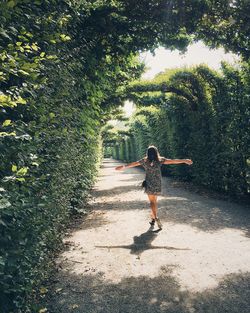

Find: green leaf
[16,177,25,182]
[31,43,39,51]
[0,94,10,104]
[7,0,16,8]
[2,120,12,127]
[49,39,57,44]
[0,29,11,40]
[46,55,57,60]
[16,167,28,176]
[12,164,17,172]
[0,256,5,266]
[16,96,27,104]
[60,34,71,42]
[0,131,16,137]
[18,70,30,76]
[0,198,11,209]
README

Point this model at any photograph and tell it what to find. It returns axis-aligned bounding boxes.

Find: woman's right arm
[115,161,141,171]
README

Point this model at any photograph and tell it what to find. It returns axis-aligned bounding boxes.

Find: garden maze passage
[45,159,250,313]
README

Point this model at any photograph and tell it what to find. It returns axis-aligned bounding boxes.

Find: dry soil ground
[45,158,250,313]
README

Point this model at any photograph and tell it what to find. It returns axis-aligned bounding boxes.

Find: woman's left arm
[162,158,193,165]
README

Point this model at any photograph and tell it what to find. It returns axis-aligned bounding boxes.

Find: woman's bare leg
[147,194,162,229]
[147,194,158,219]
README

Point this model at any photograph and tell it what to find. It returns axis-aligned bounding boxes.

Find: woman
[115,145,193,229]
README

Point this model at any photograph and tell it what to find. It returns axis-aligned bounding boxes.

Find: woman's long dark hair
[146,145,160,162]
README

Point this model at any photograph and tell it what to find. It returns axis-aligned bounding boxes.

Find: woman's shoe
[155,217,162,229]
[149,219,155,226]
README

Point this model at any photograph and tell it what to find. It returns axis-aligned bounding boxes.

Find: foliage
[0,1,142,311]
[112,64,249,195]
[1,0,250,311]
[195,0,250,59]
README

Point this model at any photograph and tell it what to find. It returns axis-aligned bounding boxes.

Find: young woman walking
[115,145,193,229]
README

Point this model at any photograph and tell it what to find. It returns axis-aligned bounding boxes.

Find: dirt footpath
[45,159,250,313]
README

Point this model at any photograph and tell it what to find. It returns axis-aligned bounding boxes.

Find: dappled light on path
[60,209,249,292]
[46,159,250,312]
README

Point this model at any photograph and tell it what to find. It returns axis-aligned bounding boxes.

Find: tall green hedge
[0,1,143,311]
[112,64,250,196]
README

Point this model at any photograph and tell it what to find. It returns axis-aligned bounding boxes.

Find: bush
[112,65,249,196]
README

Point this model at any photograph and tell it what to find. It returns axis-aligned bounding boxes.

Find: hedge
[112,64,250,196]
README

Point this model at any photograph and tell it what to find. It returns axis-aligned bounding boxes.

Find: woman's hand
[115,165,125,171]
[185,159,193,165]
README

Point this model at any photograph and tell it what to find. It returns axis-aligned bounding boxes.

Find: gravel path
[45,158,250,313]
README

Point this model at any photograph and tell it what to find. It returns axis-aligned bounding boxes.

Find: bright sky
[123,41,239,116]
[140,41,239,79]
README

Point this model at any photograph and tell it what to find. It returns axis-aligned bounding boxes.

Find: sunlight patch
[60,210,250,293]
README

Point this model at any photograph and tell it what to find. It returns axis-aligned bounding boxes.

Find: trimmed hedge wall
[0,2,143,311]
[112,65,250,196]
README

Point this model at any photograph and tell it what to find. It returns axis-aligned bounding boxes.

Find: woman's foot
[149,218,155,226]
[155,217,162,229]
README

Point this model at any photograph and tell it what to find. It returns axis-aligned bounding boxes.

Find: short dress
[139,157,166,195]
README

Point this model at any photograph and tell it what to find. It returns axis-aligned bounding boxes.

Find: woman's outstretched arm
[115,161,141,171]
[162,158,193,165]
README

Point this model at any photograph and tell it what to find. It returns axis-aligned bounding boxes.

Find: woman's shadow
[96,228,189,257]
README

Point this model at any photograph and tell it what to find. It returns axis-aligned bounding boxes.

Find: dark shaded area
[64,211,111,233]
[193,272,250,313]
[158,184,250,236]
[44,270,250,313]
[79,213,111,231]
[93,184,141,198]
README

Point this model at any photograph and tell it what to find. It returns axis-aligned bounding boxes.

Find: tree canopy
[111,64,249,195]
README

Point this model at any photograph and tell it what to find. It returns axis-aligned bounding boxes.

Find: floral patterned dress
[139,157,166,195]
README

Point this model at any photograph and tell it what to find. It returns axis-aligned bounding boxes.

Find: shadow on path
[93,184,141,198]
[45,269,250,313]
[96,228,190,256]
[92,164,250,235]
[43,159,250,312]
